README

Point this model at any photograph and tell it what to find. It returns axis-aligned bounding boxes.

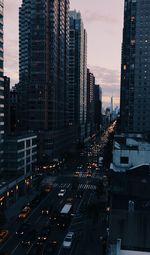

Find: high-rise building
[19,0,74,160]
[68,10,87,142]
[10,85,18,132]
[4,76,10,134]
[120,0,150,134]
[87,68,95,136]
[94,85,102,131]
[0,0,4,171]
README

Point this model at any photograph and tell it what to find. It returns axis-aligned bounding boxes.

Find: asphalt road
[0,128,112,255]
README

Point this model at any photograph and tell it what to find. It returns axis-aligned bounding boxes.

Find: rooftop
[121,251,150,255]
[5,132,37,141]
[109,168,150,251]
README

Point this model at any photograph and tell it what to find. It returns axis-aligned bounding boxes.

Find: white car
[58,189,66,197]
[63,232,74,249]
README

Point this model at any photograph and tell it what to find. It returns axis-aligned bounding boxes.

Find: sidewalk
[5,188,38,226]
[4,175,58,226]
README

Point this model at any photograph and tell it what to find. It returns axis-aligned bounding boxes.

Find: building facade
[0,0,4,171]
[10,85,18,132]
[4,76,10,134]
[68,10,87,142]
[120,0,150,134]
[94,84,102,131]
[19,0,75,160]
[4,133,37,175]
[87,68,95,136]
[111,134,150,172]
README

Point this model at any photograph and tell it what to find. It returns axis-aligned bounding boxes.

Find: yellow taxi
[44,184,53,193]
[18,206,31,219]
[0,230,9,243]
[66,197,74,204]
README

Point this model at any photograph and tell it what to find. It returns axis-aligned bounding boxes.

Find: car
[63,232,74,249]
[58,189,66,197]
[76,190,83,198]
[49,211,58,223]
[43,240,58,254]
[66,197,74,204]
[27,244,43,255]
[44,185,53,193]
[36,228,50,245]
[73,171,80,177]
[21,230,36,246]
[86,172,92,177]
[41,207,49,215]
[0,230,9,243]
[96,167,100,172]
[30,195,42,208]
[16,222,31,236]
[18,206,31,219]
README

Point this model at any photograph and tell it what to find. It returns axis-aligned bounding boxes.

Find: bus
[57,204,73,229]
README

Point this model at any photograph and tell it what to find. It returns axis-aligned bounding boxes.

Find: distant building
[120,0,150,134]
[94,85,102,131]
[87,68,95,136]
[110,96,113,115]
[0,1,4,171]
[111,134,150,172]
[4,133,37,175]
[69,10,87,142]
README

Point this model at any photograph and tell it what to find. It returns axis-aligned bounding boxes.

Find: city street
[0,127,113,255]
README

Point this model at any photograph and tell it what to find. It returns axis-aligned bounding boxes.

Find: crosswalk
[73,172,101,178]
[59,183,71,188]
[55,183,96,190]
[74,173,93,178]
[78,183,96,190]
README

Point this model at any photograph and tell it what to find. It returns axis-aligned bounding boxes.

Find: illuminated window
[131,16,135,22]
[131,40,135,46]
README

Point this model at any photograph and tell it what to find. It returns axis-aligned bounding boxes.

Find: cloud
[89,65,120,106]
[85,11,118,24]
[4,0,20,85]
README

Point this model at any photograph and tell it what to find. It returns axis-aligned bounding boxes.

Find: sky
[4,0,124,107]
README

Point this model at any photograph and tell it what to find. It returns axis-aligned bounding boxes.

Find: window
[120,157,129,164]
[26,140,30,147]
[131,39,135,46]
